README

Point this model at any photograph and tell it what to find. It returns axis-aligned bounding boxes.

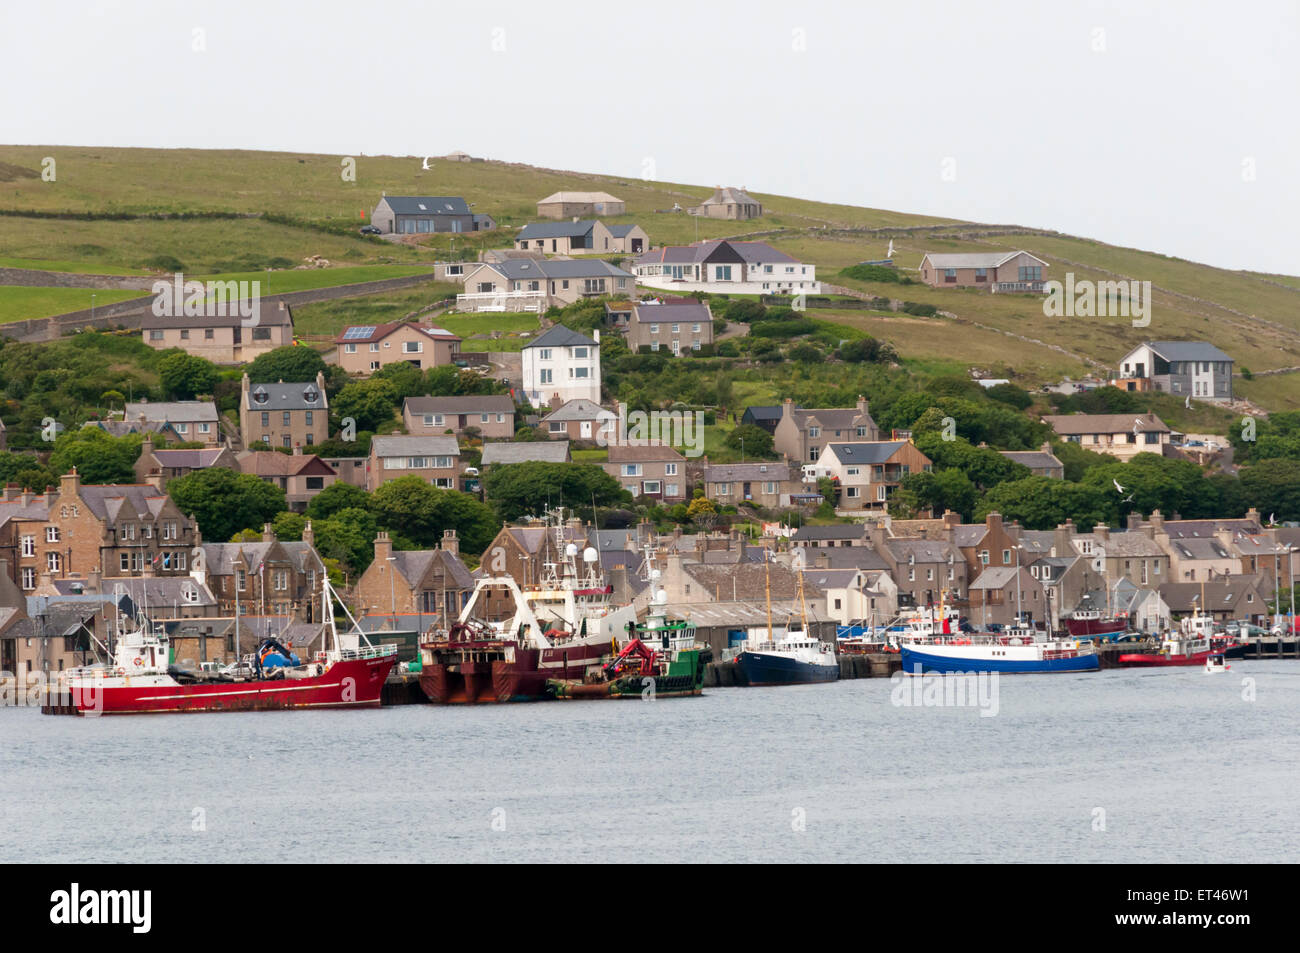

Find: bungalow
[632,240,819,295]
[603,445,688,502]
[1117,341,1235,402]
[368,434,460,491]
[998,443,1065,479]
[514,220,648,256]
[688,186,763,220]
[536,191,625,219]
[480,441,571,467]
[457,259,635,312]
[403,395,516,440]
[1042,413,1170,461]
[141,300,295,363]
[626,299,714,354]
[540,399,616,442]
[917,251,1049,292]
[810,440,933,512]
[369,195,486,235]
[335,323,462,375]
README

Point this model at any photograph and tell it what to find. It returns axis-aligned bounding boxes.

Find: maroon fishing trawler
[1063,608,1128,640]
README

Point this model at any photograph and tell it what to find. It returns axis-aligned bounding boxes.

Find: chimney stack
[262,522,274,543]
[303,520,315,549]
[374,531,393,564]
[441,528,459,557]
[1094,523,1110,543]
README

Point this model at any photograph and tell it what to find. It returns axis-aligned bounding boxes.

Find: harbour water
[2,661,1297,863]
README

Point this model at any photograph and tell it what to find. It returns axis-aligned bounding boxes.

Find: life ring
[132,658,143,667]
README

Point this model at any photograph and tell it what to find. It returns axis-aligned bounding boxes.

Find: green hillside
[2,145,1297,410]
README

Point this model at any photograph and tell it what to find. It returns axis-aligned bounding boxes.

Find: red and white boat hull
[57,655,396,715]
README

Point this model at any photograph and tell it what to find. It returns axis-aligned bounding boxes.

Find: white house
[520,325,601,409]
[457,259,635,313]
[632,240,819,295]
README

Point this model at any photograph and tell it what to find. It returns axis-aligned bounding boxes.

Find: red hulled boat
[46,578,397,715]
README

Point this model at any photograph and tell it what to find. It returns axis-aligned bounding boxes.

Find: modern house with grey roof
[1117,341,1235,402]
[240,371,328,451]
[918,251,1049,293]
[457,258,635,312]
[514,220,648,256]
[520,325,601,408]
[810,440,933,513]
[633,240,818,294]
[370,195,485,235]
[368,434,461,491]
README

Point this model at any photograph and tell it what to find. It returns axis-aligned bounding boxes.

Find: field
[2,145,1298,409]
[0,286,145,323]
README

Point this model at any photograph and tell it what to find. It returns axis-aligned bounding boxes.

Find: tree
[374,361,426,401]
[49,428,142,484]
[892,468,977,521]
[313,506,380,572]
[168,468,287,542]
[332,378,400,433]
[0,451,59,491]
[305,482,372,521]
[245,346,326,385]
[724,423,775,459]
[1081,453,1215,520]
[157,350,219,400]
[482,462,629,523]
[985,382,1032,410]
[370,476,500,553]
[1239,459,1300,522]
[687,494,718,529]
[974,476,1114,530]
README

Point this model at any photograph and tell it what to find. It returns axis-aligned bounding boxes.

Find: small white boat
[1204,654,1229,674]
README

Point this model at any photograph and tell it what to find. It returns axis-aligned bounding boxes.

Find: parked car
[359,225,382,235]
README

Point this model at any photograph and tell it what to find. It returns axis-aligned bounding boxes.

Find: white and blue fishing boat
[899,627,1100,675]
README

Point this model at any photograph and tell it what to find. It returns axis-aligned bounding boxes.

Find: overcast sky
[3,0,1296,274]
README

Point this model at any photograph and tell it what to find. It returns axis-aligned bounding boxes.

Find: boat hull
[1118,649,1224,667]
[1065,617,1127,639]
[51,655,397,715]
[900,645,1099,675]
[736,650,839,686]
[419,640,609,704]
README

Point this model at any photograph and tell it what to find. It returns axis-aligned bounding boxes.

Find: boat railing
[335,643,399,661]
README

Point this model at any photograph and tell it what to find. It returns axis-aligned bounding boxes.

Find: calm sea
[2,662,1297,863]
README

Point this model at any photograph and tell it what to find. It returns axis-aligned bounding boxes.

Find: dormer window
[304,389,318,403]
[253,388,269,404]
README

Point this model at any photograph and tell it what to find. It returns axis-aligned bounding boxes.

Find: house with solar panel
[632,240,819,294]
[457,259,635,312]
[369,195,490,234]
[1116,341,1235,402]
[335,322,462,375]
[239,372,329,451]
[513,220,649,256]
[807,440,933,513]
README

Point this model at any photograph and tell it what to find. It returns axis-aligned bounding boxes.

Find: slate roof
[94,576,215,607]
[799,547,890,571]
[630,301,711,324]
[884,537,962,564]
[493,258,633,282]
[825,441,908,464]
[606,444,686,463]
[516,221,597,240]
[792,524,867,542]
[77,484,172,521]
[1144,341,1234,364]
[334,322,460,344]
[245,380,325,412]
[481,441,570,465]
[635,240,798,267]
[382,196,471,215]
[150,448,229,468]
[237,451,335,477]
[371,435,460,458]
[405,395,516,416]
[125,401,220,424]
[1000,450,1063,471]
[1043,413,1169,435]
[542,399,615,422]
[697,186,761,207]
[703,462,793,482]
[523,324,599,349]
[389,549,475,591]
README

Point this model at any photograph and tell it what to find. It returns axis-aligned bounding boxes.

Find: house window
[21,568,35,590]
[120,553,131,571]
[1003,550,1011,564]
[345,343,357,354]
[1018,266,1042,282]
[621,464,642,477]
[204,329,215,340]
[274,570,289,591]
[20,536,34,557]
[975,268,987,282]
[665,463,677,476]
[539,369,553,384]
[809,427,820,438]
[715,265,732,281]
[539,349,552,361]
[573,347,588,359]
[370,343,380,352]
[47,552,61,572]
[404,342,422,353]
[570,367,589,379]
[944,268,957,283]
[46,527,59,543]
[665,483,679,497]
[642,481,661,494]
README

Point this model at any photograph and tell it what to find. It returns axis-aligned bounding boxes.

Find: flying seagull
[1113,478,1126,494]
[887,239,896,259]
[1133,417,1145,435]
[421,156,432,170]
[1269,513,1277,527]
[1184,394,1192,409]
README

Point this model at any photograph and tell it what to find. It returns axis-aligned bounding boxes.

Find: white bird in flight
[1184,394,1192,409]
[1113,478,1126,494]
[421,157,432,170]
[887,239,896,259]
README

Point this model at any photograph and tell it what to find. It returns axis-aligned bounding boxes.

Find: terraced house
[356,531,474,620]
[239,372,329,450]
[192,524,326,621]
[5,470,198,590]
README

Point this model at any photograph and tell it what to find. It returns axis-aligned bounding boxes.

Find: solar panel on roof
[343,326,375,339]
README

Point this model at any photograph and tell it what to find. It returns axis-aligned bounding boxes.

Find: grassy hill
[2,145,1298,410]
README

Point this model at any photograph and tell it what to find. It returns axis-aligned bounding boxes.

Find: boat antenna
[764,547,773,645]
[798,567,808,633]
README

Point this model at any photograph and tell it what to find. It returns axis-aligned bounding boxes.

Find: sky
[3,0,1297,274]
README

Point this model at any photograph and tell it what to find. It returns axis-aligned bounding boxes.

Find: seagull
[1113,478,1126,494]
[1184,394,1192,409]
[1133,417,1144,435]
[887,239,896,259]
[421,156,432,170]
[1122,493,1136,503]
[1269,513,1277,527]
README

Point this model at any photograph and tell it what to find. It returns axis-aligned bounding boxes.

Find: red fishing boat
[1117,608,1235,668]
[45,579,397,715]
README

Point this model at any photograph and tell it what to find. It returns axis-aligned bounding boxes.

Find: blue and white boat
[900,626,1100,675]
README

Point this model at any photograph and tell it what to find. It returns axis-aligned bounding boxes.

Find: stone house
[239,372,329,451]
